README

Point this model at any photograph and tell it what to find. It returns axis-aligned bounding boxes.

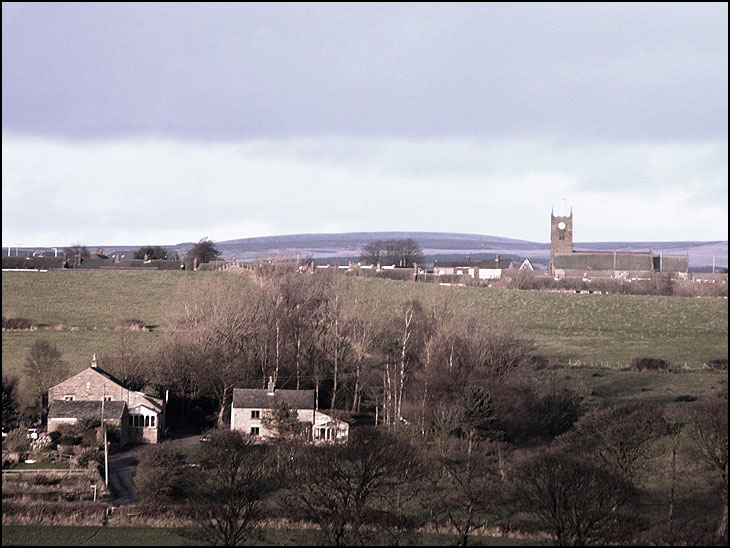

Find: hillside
[2,270,727,378]
[82,232,728,270]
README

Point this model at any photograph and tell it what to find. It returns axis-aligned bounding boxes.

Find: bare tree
[100,330,149,391]
[135,442,188,507]
[513,447,631,546]
[172,277,263,428]
[429,447,504,546]
[24,339,67,424]
[283,428,420,546]
[190,430,276,546]
[684,398,729,543]
[560,402,668,485]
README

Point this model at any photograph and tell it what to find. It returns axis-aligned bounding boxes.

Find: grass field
[2,270,727,380]
[0,525,543,546]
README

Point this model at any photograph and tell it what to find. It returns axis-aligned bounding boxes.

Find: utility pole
[101,390,108,487]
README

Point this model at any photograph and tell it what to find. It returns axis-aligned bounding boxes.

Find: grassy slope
[2,270,727,380]
[0,525,542,546]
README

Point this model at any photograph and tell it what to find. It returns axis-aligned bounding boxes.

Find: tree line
[130,394,727,546]
[360,238,424,266]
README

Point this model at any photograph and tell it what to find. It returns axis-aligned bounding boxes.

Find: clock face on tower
[557,221,566,230]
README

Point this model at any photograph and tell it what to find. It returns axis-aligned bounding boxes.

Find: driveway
[107,433,201,505]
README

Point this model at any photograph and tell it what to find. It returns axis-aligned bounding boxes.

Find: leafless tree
[283,428,420,546]
[190,430,276,546]
[684,398,729,543]
[429,446,505,546]
[513,447,631,546]
[560,402,669,485]
[23,339,67,424]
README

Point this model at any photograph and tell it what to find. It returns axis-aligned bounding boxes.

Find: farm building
[433,255,513,280]
[231,378,349,443]
[47,356,165,445]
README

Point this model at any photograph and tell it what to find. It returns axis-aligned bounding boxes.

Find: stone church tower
[550,208,573,273]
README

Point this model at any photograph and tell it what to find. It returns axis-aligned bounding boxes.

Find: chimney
[495,253,500,264]
[267,376,275,394]
[91,354,98,368]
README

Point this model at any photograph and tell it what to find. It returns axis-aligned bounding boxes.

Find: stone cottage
[47,356,165,445]
[231,378,349,443]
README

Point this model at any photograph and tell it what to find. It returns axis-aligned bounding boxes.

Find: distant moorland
[9,231,728,270]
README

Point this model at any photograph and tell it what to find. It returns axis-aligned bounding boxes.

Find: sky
[2,2,728,247]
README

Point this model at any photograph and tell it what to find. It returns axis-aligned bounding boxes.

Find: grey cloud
[2,3,727,142]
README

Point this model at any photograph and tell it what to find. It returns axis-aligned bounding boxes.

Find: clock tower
[550,208,573,273]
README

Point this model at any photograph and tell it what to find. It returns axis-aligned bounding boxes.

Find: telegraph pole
[101,390,108,487]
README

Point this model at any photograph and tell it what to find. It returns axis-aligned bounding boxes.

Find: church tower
[550,208,573,274]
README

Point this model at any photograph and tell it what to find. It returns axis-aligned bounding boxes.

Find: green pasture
[1,525,192,546]
[0,525,542,546]
[2,270,727,380]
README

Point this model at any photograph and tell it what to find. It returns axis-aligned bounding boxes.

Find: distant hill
[168,232,727,270]
[18,233,728,270]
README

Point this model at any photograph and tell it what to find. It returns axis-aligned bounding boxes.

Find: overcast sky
[2,2,727,247]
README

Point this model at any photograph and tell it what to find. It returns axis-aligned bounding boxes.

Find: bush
[117,318,147,331]
[1,256,66,270]
[5,429,31,453]
[535,389,585,438]
[2,316,37,330]
[630,357,671,371]
[705,358,728,371]
[76,448,102,470]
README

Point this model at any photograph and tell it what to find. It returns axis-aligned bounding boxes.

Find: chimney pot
[267,376,275,394]
[91,354,97,368]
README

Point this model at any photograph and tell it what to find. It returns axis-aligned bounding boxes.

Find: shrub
[2,316,37,330]
[535,389,585,438]
[76,448,102,470]
[117,318,147,331]
[5,429,31,453]
[674,395,698,402]
[630,357,671,371]
[705,358,728,371]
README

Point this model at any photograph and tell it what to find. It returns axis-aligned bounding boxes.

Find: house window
[251,410,260,419]
[129,412,156,428]
[250,427,260,436]
[62,395,75,401]
[103,396,113,401]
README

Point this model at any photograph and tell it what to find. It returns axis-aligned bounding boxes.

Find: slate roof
[554,252,654,271]
[89,366,164,411]
[48,400,126,420]
[434,258,512,269]
[232,388,315,409]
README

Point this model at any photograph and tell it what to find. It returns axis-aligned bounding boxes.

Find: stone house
[48,400,128,446]
[231,378,349,442]
[47,356,165,445]
[433,255,513,280]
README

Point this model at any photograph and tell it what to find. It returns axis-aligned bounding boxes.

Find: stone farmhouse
[47,356,165,446]
[433,255,513,280]
[549,209,689,279]
[231,378,349,443]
